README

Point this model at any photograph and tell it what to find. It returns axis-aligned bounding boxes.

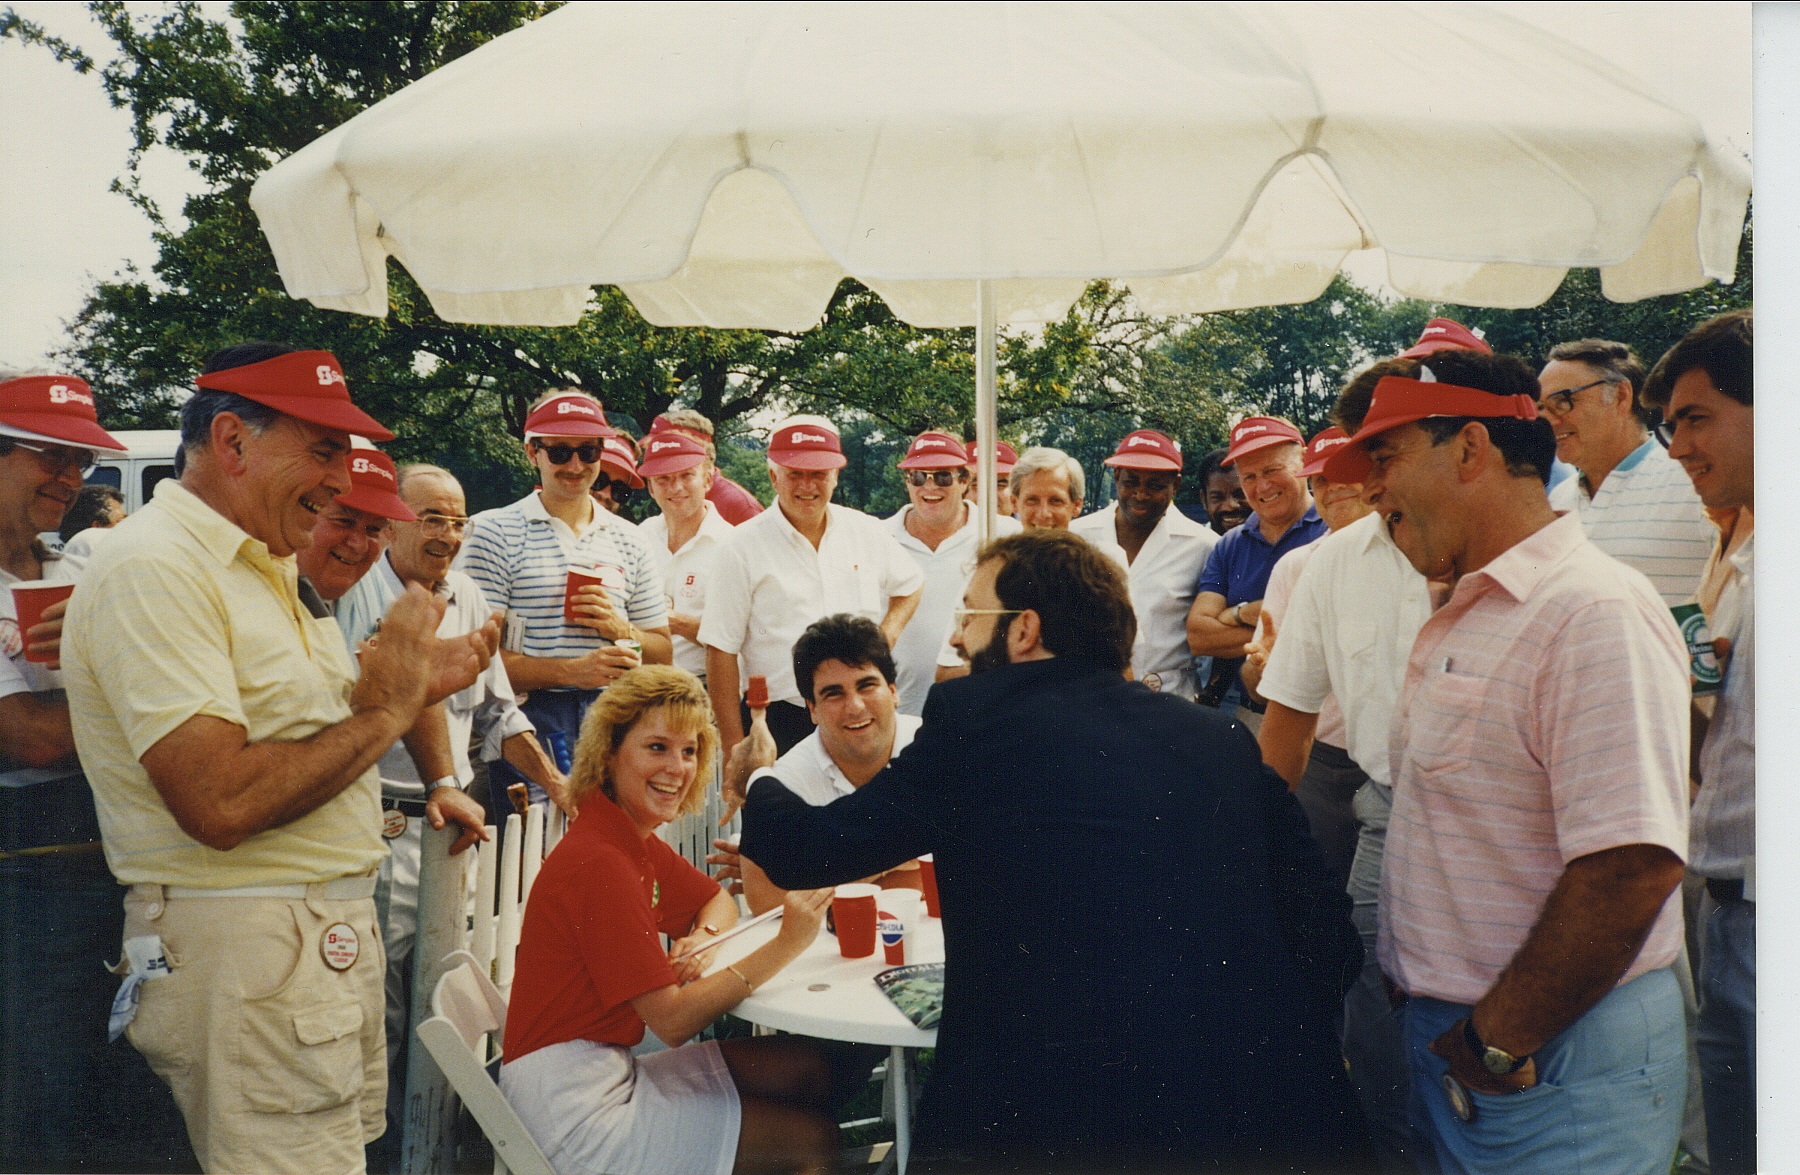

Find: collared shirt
[1378,512,1689,1005]
[1257,541,1345,748]
[751,714,923,805]
[886,505,1021,715]
[456,491,666,666]
[1197,505,1328,605]
[1259,513,1431,785]
[1071,503,1218,682]
[1690,534,1754,889]
[0,550,85,790]
[638,502,736,680]
[698,503,924,705]
[336,556,535,796]
[1574,438,1715,608]
[63,479,384,887]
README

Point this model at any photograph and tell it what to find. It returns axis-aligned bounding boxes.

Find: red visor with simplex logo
[1222,415,1304,467]
[1299,427,1351,478]
[1323,377,1540,482]
[638,430,709,478]
[335,448,416,521]
[1399,318,1491,359]
[523,393,618,440]
[0,375,126,451]
[898,431,968,470]
[193,351,394,441]
[965,441,1019,473]
[768,422,846,470]
[600,436,645,488]
[1103,429,1182,472]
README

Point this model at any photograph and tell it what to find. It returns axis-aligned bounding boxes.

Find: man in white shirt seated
[713,614,925,911]
[700,416,923,756]
[1071,429,1218,699]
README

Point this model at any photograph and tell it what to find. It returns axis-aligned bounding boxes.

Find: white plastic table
[709,915,941,1172]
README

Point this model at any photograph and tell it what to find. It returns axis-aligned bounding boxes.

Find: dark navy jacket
[741,656,1369,1173]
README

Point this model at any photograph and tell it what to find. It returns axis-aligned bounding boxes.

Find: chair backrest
[416,950,557,1175]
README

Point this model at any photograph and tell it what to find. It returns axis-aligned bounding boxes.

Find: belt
[1705,877,1748,904]
[382,795,430,818]
[150,874,379,901]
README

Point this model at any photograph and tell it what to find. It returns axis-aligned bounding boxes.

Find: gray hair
[1010,446,1085,506]
[396,462,459,497]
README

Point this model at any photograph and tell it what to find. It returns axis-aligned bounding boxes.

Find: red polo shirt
[504,796,721,1061]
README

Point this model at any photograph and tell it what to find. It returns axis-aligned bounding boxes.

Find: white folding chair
[415,949,558,1175]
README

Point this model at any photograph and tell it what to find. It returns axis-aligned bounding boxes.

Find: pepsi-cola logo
[47,383,94,408]
[315,365,346,387]
[879,916,903,946]
[556,399,597,416]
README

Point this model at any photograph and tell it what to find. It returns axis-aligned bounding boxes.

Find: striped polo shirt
[1573,438,1714,607]
[1379,512,1689,1006]
[455,492,666,669]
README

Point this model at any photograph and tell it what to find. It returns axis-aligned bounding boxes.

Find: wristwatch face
[1481,1046,1520,1076]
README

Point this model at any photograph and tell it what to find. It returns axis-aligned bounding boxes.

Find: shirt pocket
[1407,670,1492,776]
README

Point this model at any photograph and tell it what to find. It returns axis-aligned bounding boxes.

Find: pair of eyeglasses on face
[907,470,968,487]
[416,513,470,536]
[531,439,603,465]
[8,439,98,476]
[1538,378,1614,417]
[1654,420,1680,446]
[953,607,1021,629]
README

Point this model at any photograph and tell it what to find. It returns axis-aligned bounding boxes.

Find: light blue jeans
[1404,968,1685,1174]
[1696,894,1755,1173]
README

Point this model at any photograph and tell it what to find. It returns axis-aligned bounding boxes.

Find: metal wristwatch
[1463,1017,1528,1076]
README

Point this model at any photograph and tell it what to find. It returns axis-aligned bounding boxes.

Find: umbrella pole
[976,280,997,546]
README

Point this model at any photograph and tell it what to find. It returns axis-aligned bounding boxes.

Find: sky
[0,1,1755,372]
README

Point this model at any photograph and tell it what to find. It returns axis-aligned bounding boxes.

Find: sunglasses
[532,440,603,465]
[9,438,99,476]
[906,469,969,487]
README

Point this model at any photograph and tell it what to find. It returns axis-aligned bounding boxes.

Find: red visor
[0,375,126,451]
[600,436,645,488]
[524,393,618,440]
[898,431,968,470]
[1103,429,1182,472]
[336,449,416,522]
[1324,377,1540,482]
[965,441,1018,473]
[194,351,394,441]
[1222,416,1304,467]
[1299,427,1351,478]
[768,422,845,470]
[1400,318,1491,359]
[638,430,709,478]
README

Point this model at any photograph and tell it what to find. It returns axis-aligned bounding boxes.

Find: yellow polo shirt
[64,479,384,887]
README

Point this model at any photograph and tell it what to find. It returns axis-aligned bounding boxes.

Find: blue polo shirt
[1196,506,1328,605]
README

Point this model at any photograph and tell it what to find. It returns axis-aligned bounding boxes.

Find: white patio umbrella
[249,1,1748,539]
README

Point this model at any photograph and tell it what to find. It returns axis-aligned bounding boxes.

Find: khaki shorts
[122,885,386,1174]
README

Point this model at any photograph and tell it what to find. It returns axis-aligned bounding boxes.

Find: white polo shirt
[1257,512,1432,786]
[639,502,736,679]
[1070,503,1217,688]
[1574,438,1714,608]
[751,714,923,805]
[887,504,1022,715]
[0,552,85,791]
[698,503,925,706]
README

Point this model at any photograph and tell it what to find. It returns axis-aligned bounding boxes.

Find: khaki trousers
[122,884,386,1174]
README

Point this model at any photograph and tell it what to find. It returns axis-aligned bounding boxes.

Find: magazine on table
[875,963,943,1029]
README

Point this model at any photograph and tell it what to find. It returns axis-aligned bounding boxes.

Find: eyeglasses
[953,607,1021,629]
[416,513,469,536]
[1654,420,1678,446]
[1538,379,1614,417]
[907,470,969,487]
[531,440,603,465]
[7,438,98,476]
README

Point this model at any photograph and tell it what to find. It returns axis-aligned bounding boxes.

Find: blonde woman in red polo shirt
[499,665,837,1175]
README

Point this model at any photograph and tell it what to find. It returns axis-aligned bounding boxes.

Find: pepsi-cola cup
[878,890,922,965]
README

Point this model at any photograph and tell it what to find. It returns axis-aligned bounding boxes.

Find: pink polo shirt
[1378,512,1689,1006]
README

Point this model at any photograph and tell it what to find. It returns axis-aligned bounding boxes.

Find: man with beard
[740,529,1368,1174]
[1326,347,1688,1174]
[1071,429,1217,699]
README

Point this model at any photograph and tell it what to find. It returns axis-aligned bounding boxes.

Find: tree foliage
[3,2,1754,515]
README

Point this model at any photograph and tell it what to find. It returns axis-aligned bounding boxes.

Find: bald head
[390,464,468,589]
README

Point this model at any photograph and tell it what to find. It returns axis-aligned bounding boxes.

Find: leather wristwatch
[1463,1017,1528,1076]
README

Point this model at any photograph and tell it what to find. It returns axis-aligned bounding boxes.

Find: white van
[86,429,181,514]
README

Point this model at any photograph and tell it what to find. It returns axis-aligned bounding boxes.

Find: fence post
[401,821,467,1173]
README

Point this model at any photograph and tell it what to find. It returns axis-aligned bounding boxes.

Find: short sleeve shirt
[1258,542,1345,748]
[504,796,721,1060]
[638,502,735,679]
[62,480,384,887]
[697,503,925,705]
[886,506,1020,716]
[1574,439,1715,608]
[751,714,923,805]
[1197,506,1328,605]
[0,550,85,790]
[1070,504,1218,681]
[1378,513,1690,1005]
[455,491,666,665]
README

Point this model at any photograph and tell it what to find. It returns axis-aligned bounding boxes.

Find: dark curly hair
[793,614,897,703]
[978,530,1134,674]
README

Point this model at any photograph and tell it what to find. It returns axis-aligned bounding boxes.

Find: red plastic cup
[832,883,881,959]
[746,674,769,709]
[563,569,605,622]
[12,581,73,664]
[918,854,940,918]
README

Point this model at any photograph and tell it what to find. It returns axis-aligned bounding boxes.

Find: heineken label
[1671,603,1721,696]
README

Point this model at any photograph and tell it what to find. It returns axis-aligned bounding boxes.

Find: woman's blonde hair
[567,666,718,818]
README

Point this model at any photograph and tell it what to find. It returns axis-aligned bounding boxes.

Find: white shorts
[500,1038,740,1175]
